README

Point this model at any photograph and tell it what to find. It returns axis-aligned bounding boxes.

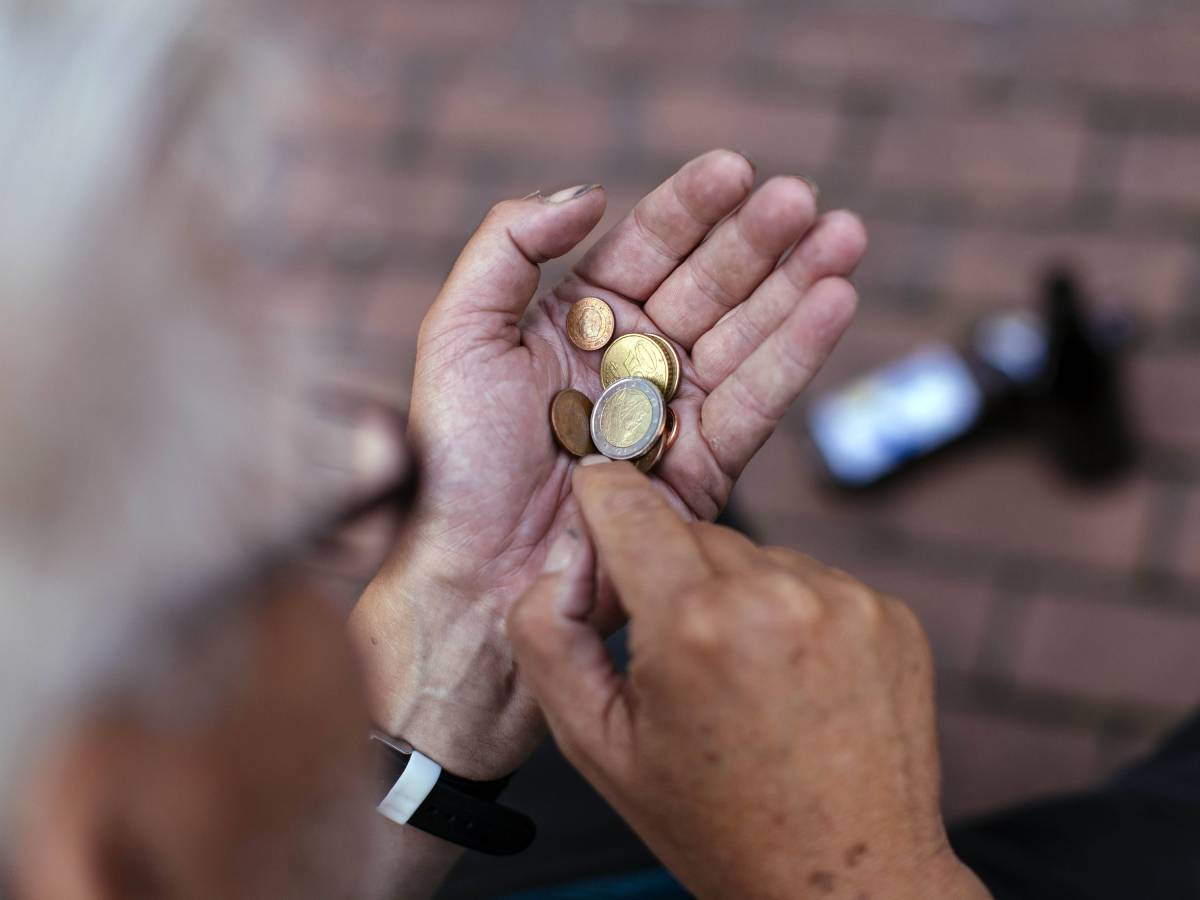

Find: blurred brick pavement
[271,0,1200,884]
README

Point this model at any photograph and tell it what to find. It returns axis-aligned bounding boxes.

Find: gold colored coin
[550,389,596,457]
[590,377,665,461]
[566,297,615,352]
[645,333,680,400]
[663,406,680,451]
[634,434,667,473]
[600,333,671,397]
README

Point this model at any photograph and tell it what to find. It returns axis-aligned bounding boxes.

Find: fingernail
[734,149,758,175]
[579,454,609,467]
[546,183,601,204]
[542,528,580,574]
[794,175,821,204]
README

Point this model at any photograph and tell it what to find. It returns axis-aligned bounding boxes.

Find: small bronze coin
[663,406,680,451]
[591,377,665,461]
[566,297,615,352]
[645,333,680,401]
[634,434,667,474]
[600,333,672,397]
[550,389,596,457]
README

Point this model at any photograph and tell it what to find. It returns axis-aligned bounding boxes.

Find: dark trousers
[503,713,1200,899]
[949,713,1200,899]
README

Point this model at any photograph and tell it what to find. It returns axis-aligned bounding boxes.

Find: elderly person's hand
[350,151,866,779]
[508,460,992,900]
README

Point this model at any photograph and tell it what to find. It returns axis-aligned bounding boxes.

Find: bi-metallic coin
[550,389,596,457]
[566,297,615,352]
[590,377,665,461]
[600,333,671,397]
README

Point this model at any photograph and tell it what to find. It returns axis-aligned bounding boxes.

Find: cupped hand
[351,151,867,777]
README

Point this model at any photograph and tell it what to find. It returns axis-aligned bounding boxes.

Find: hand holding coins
[551,298,680,472]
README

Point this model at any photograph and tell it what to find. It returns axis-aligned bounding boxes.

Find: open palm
[409,151,864,610]
[355,151,867,775]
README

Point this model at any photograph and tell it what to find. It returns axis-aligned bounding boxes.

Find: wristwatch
[370,731,536,856]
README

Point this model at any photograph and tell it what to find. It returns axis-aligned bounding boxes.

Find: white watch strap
[377,749,442,825]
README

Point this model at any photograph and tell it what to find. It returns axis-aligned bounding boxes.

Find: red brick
[766,11,986,84]
[253,268,346,332]
[853,563,994,673]
[938,710,1099,820]
[1129,352,1200,454]
[772,435,1151,571]
[569,3,752,64]
[879,453,1154,572]
[799,311,956,398]
[358,271,443,347]
[745,407,1156,573]
[853,218,957,298]
[368,0,520,48]
[1009,593,1200,709]
[1121,134,1200,212]
[641,82,839,173]
[434,67,618,161]
[280,49,404,146]
[268,162,465,262]
[942,228,1193,324]
[1179,491,1200,583]
[873,112,1086,211]
[996,20,1200,97]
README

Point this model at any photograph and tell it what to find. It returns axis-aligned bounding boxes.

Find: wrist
[729,835,989,900]
[922,855,992,900]
[879,844,992,900]
[349,556,544,780]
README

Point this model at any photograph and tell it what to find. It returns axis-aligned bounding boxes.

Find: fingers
[425,186,606,339]
[507,529,629,767]
[701,277,858,478]
[691,210,868,389]
[644,176,819,349]
[572,150,755,302]
[689,522,762,573]
[572,460,712,618]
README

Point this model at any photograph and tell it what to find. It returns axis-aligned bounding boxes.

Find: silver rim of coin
[590,377,666,461]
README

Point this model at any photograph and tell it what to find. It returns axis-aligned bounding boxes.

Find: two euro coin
[590,377,665,461]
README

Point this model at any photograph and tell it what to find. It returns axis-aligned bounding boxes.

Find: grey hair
[0,0,317,839]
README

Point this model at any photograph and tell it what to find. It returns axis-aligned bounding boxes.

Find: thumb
[507,527,630,774]
[426,185,606,339]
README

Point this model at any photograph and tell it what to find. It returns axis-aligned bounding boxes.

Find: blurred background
[270,0,1200,894]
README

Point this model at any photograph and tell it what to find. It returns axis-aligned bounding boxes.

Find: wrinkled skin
[509,461,993,900]
[351,151,868,778]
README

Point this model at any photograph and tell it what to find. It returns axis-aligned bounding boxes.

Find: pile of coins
[550,297,681,473]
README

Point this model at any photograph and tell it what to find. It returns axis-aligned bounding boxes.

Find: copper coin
[646,333,680,401]
[566,297,615,352]
[663,406,680,451]
[550,389,596,457]
[600,333,672,397]
[590,377,665,461]
[634,434,667,473]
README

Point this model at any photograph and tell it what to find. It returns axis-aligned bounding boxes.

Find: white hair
[0,0,319,838]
